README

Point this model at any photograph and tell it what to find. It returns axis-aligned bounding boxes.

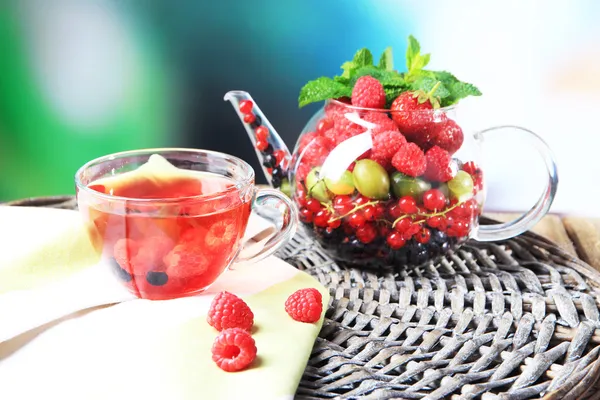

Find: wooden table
[487,212,600,271]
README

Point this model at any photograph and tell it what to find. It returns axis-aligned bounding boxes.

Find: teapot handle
[473,125,559,242]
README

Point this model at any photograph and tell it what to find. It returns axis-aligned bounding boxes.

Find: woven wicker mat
[7,196,600,400]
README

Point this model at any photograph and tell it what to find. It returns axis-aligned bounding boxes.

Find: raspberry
[324,127,351,147]
[423,146,453,182]
[301,136,332,165]
[163,243,209,277]
[351,76,386,109]
[211,328,257,372]
[390,92,446,136]
[285,288,323,323]
[113,238,140,273]
[296,162,312,184]
[180,227,208,244]
[429,119,464,155]
[391,142,426,177]
[133,235,175,270]
[363,112,399,136]
[208,291,254,332]
[371,131,407,169]
[298,131,320,153]
[205,220,237,252]
[325,102,363,135]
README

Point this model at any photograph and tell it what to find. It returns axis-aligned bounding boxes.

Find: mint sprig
[298,36,481,108]
[298,77,352,108]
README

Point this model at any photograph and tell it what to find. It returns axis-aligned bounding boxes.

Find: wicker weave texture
[279,226,600,400]
[9,196,600,399]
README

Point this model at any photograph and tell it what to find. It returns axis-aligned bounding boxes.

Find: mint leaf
[378,47,393,71]
[298,77,352,108]
[406,35,420,70]
[450,81,481,99]
[406,35,430,76]
[340,61,356,79]
[410,77,450,99]
[333,75,350,85]
[340,49,373,79]
[350,66,406,88]
[384,86,406,107]
[352,48,374,68]
[425,70,481,106]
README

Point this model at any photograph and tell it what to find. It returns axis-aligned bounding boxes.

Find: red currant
[314,210,331,228]
[398,196,418,214]
[243,113,256,124]
[328,218,341,229]
[402,222,421,239]
[394,218,411,233]
[388,204,403,219]
[373,204,385,219]
[415,228,431,244]
[378,224,391,238]
[300,208,314,223]
[348,213,366,229]
[439,216,454,232]
[386,232,406,250]
[239,100,253,114]
[255,126,269,141]
[423,189,447,211]
[362,205,376,221]
[333,196,353,215]
[354,196,369,206]
[305,198,322,213]
[317,118,333,133]
[295,188,308,207]
[356,223,377,244]
[426,216,442,228]
[256,139,269,151]
[343,223,354,235]
[347,163,356,172]
[452,200,477,219]
[448,219,470,237]
[273,150,286,166]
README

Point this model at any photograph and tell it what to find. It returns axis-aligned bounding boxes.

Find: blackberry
[263,143,274,155]
[262,154,277,168]
[146,271,169,286]
[271,175,282,188]
[250,115,262,129]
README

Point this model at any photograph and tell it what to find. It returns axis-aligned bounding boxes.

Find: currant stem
[328,200,380,223]
[391,200,462,228]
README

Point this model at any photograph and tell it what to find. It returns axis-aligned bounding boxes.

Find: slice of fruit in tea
[91,154,205,200]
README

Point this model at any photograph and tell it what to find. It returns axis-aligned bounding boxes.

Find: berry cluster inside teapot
[226,35,486,268]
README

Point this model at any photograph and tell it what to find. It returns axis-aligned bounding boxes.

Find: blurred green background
[0,0,412,201]
[1,0,599,216]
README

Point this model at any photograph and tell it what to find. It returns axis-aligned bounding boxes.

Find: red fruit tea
[80,170,251,300]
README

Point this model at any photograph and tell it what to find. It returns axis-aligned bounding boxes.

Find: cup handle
[235,188,298,263]
[473,125,559,242]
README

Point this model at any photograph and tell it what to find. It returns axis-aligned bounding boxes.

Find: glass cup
[75,148,298,300]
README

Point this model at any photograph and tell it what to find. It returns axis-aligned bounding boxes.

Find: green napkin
[0,206,328,400]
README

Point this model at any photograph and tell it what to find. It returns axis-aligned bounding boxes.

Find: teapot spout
[224,91,292,194]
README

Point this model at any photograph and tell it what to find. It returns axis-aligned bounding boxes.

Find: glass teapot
[225,90,558,268]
